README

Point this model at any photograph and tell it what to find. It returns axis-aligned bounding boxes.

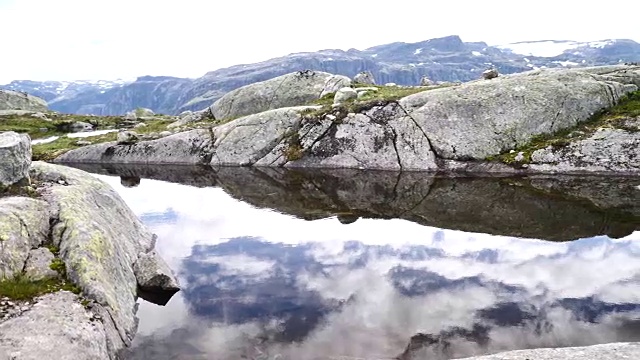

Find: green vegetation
[32,132,117,161]
[0,275,80,300]
[0,113,125,139]
[488,90,640,165]
[303,84,453,123]
[49,258,66,276]
[0,183,39,198]
[283,132,304,161]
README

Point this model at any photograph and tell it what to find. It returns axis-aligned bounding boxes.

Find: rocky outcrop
[0,90,47,112]
[0,132,31,187]
[528,117,640,174]
[0,161,180,359]
[55,65,640,174]
[209,70,350,120]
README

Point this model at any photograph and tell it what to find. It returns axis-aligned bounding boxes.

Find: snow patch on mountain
[497,40,616,57]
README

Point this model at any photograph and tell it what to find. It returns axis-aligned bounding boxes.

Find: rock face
[0,197,50,279]
[0,161,180,359]
[209,70,351,120]
[24,247,59,281]
[54,65,640,174]
[0,90,48,112]
[0,132,31,187]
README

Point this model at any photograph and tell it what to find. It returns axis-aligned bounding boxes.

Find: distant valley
[3,35,639,115]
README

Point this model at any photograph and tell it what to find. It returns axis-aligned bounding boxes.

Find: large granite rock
[398,67,640,160]
[19,162,180,357]
[0,132,31,187]
[0,90,47,112]
[0,291,110,360]
[209,70,351,120]
[0,197,50,279]
[285,104,438,170]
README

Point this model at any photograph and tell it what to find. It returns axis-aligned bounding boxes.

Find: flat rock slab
[0,291,109,360]
[459,342,640,359]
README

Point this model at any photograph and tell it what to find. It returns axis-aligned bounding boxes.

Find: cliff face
[3,36,639,116]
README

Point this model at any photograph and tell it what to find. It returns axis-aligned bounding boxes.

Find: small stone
[117,131,139,145]
[159,131,172,137]
[384,82,397,87]
[514,152,525,162]
[133,123,147,129]
[482,68,499,80]
[420,76,434,86]
[75,140,91,146]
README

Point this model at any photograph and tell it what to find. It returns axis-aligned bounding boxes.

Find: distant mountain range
[3,35,640,115]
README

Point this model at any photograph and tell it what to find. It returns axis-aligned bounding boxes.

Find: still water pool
[72,164,640,360]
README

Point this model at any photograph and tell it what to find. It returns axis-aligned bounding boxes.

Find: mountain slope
[3,35,639,115]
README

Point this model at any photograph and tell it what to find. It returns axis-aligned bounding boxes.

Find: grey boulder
[117,131,139,145]
[210,70,351,120]
[134,251,180,293]
[333,87,358,104]
[353,71,376,85]
[420,76,434,86]
[0,132,31,187]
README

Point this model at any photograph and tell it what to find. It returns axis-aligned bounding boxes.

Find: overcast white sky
[1,0,639,84]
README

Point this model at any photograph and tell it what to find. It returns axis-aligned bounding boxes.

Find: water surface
[73,164,640,360]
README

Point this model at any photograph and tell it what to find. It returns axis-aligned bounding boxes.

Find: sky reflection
[90,174,640,360]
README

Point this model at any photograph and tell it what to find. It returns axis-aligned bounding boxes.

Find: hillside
[2,36,639,116]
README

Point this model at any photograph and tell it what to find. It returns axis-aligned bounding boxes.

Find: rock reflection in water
[63,163,640,359]
[67,163,640,242]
